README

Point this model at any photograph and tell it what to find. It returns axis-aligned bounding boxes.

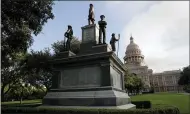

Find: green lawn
[1,99,42,106]
[131,92,190,114]
[1,93,190,114]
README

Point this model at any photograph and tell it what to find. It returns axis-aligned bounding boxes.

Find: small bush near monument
[2,107,180,114]
[131,101,151,109]
[142,91,154,94]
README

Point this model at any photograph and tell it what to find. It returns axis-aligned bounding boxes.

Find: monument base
[55,51,76,58]
[45,50,135,109]
[42,87,135,109]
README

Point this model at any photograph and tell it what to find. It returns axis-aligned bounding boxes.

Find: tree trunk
[1,84,6,102]
[1,83,12,102]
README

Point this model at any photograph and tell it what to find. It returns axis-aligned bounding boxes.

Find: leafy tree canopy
[1,0,54,101]
[22,48,53,90]
[2,0,54,68]
[124,70,144,94]
[51,37,81,55]
[178,65,190,85]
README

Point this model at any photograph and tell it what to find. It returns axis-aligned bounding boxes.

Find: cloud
[104,1,160,23]
[106,1,189,72]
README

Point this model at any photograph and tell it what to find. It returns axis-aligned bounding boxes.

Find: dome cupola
[124,35,144,66]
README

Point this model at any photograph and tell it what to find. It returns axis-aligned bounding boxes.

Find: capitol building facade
[123,36,183,92]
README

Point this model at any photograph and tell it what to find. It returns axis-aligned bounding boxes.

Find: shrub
[149,88,155,93]
[131,101,151,109]
[2,106,180,114]
[142,90,154,94]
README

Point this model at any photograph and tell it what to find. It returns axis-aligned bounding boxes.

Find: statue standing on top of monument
[110,33,120,51]
[64,25,73,51]
[88,4,95,25]
[98,15,107,44]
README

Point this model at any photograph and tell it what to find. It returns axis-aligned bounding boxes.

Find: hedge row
[131,101,151,109]
[142,91,154,94]
[2,106,180,114]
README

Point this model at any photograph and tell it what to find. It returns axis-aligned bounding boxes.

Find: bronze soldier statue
[88,4,95,25]
[98,15,107,44]
[64,25,73,51]
[110,33,120,51]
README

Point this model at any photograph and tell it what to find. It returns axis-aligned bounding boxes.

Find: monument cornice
[51,51,113,64]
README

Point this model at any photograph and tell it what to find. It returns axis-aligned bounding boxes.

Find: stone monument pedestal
[55,51,76,58]
[42,24,135,109]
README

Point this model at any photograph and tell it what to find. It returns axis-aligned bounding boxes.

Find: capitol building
[123,36,183,92]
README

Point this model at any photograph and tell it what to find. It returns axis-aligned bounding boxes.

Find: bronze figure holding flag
[110,33,120,52]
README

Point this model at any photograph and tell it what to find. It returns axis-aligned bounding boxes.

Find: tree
[125,75,135,94]
[178,65,190,86]
[124,71,143,95]
[6,82,41,101]
[133,75,144,94]
[30,85,47,99]
[21,38,81,94]
[51,37,81,55]
[22,48,53,91]
[2,0,54,70]
[2,0,54,58]
[124,70,135,94]
[149,82,155,93]
[1,53,28,101]
[1,0,54,71]
[1,0,54,101]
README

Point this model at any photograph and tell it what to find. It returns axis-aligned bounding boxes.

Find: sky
[30,1,189,73]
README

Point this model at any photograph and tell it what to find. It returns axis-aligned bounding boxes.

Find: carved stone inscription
[110,66,122,90]
[83,27,94,42]
[60,66,101,88]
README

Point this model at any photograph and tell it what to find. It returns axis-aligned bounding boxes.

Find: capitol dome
[126,36,141,53]
[124,36,144,66]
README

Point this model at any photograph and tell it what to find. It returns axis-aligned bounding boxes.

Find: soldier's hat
[68,25,72,28]
[112,33,115,36]
[100,15,105,18]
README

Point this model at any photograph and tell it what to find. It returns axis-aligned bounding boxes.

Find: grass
[1,99,42,107]
[1,93,189,114]
[131,92,190,114]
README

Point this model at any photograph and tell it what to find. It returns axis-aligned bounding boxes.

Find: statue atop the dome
[64,25,73,51]
[88,4,95,25]
[98,15,107,44]
[130,34,134,44]
[110,33,120,52]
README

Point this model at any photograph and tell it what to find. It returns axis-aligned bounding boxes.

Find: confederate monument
[42,4,135,109]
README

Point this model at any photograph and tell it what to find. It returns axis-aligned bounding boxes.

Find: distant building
[124,36,183,92]
[151,70,183,92]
